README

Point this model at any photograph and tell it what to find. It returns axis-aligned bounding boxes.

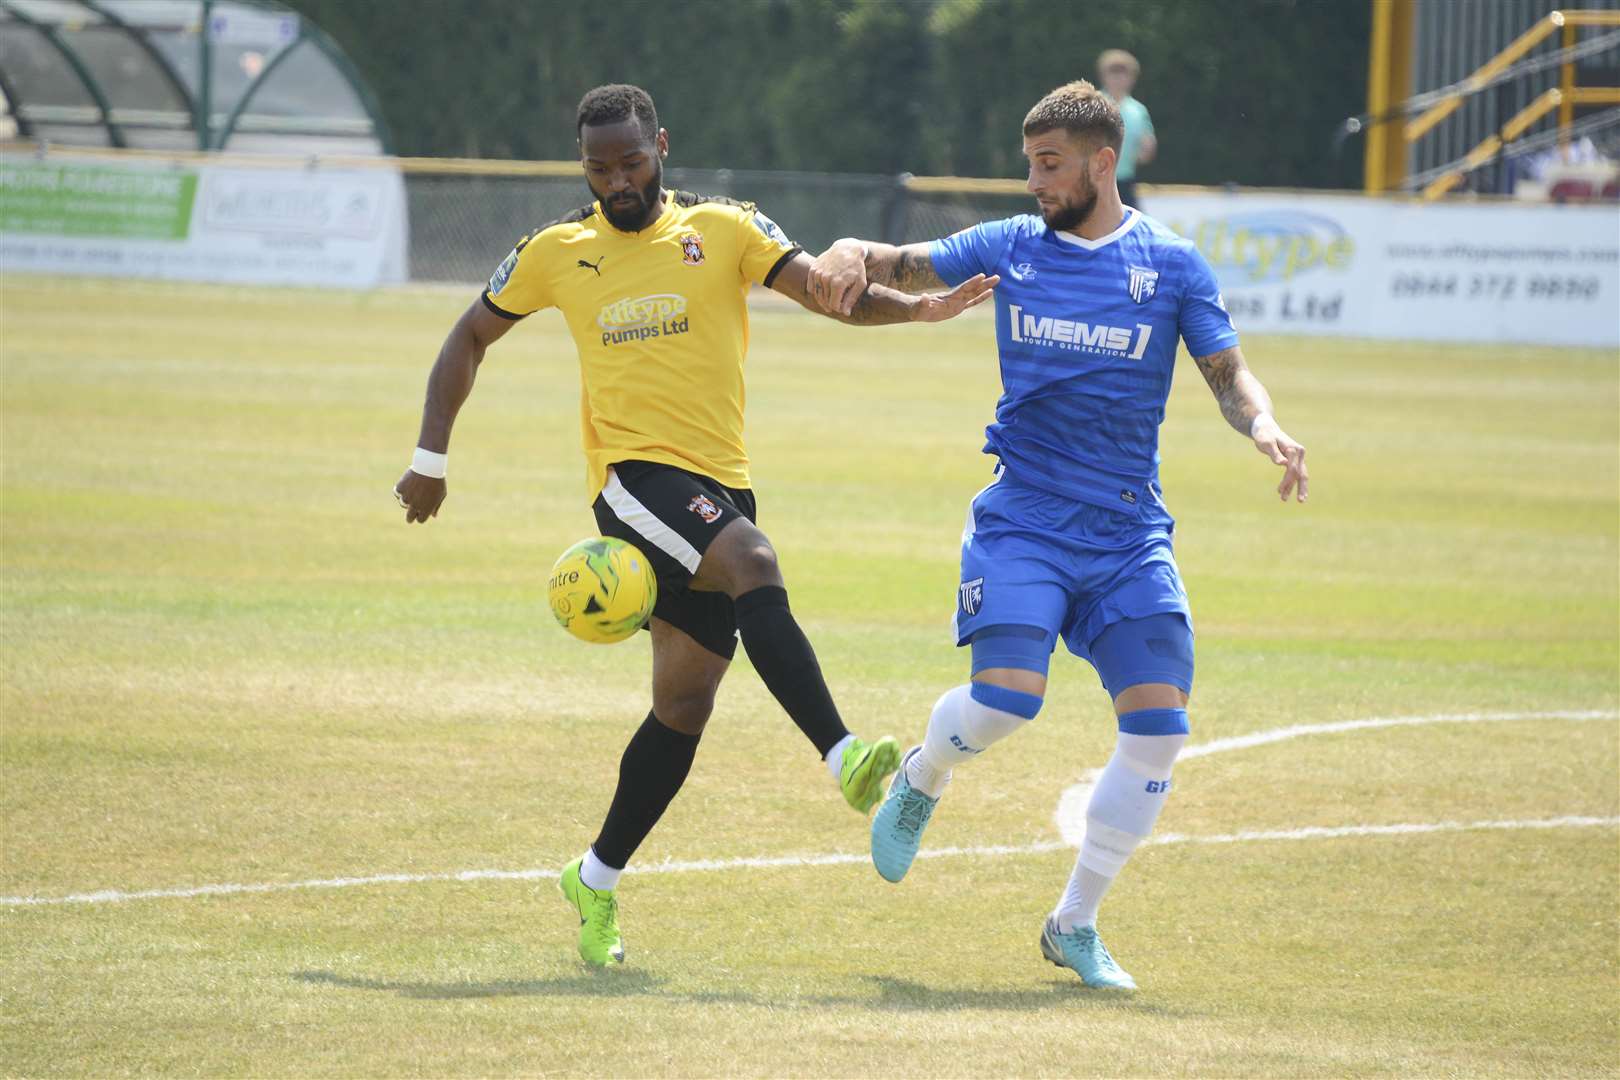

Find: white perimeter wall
[1147,191,1619,348]
[1,155,407,290]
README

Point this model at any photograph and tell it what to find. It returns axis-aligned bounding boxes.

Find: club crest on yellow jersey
[679,232,705,266]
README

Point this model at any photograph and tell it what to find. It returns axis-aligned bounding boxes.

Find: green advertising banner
[0,161,197,240]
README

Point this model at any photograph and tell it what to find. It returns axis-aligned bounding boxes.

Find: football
[547,536,657,644]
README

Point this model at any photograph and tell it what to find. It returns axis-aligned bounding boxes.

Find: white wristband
[411,447,447,478]
[1249,413,1274,439]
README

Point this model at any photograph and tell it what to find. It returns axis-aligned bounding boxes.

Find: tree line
[289,0,1370,188]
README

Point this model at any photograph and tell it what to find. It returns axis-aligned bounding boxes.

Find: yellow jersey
[481,190,802,501]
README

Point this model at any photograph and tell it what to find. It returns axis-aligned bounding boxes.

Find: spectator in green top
[1098,49,1156,209]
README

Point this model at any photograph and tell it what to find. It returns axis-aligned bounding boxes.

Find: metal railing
[1352,3,1620,196]
[1412,9,1620,197]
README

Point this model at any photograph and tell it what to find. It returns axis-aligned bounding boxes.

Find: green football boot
[558,857,625,967]
[839,734,902,813]
[1039,917,1137,990]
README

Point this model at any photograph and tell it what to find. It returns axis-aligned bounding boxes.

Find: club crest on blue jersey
[1127,265,1159,304]
[959,577,984,616]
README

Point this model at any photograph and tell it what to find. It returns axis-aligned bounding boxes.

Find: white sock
[910,684,1036,797]
[824,733,856,782]
[904,745,949,797]
[580,846,622,892]
[1054,730,1186,931]
[1055,863,1115,932]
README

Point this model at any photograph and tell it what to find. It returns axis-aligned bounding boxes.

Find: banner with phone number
[1147,192,1618,348]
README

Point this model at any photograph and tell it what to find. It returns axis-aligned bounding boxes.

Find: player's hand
[911,273,1000,323]
[394,468,447,524]
[1251,416,1308,503]
[807,240,869,315]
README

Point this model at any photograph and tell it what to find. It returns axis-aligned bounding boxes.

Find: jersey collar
[1051,208,1140,251]
[596,192,674,237]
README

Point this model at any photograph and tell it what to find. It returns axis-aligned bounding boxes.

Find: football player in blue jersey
[807,80,1308,990]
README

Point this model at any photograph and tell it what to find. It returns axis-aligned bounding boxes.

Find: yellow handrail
[1405,13,1562,142]
[1404,9,1620,197]
[1420,88,1564,199]
[1405,10,1620,144]
[1569,86,1620,104]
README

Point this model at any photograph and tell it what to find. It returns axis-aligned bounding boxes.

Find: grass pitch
[2,276,1616,1077]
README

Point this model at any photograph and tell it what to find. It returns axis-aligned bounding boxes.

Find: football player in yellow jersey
[393,84,996,967]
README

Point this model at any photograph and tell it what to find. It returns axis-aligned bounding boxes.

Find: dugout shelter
[0,0,388,154]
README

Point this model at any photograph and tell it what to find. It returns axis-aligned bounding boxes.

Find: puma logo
[577,257,604,275]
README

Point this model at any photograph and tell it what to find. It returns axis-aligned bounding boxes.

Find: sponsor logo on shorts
[687,494,722,524]
[597,293,690,346]
[959,577,984,616]
[678,232,705,266]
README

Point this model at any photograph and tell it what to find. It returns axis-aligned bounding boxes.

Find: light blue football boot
[1039,917,1137,990]
[870,748,939,883]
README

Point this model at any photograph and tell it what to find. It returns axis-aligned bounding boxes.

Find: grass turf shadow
[294,969,1185,1015]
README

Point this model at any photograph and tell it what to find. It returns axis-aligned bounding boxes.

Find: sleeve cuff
[925,240,965,288]
[761,246,803,289]
[481,291,525,320]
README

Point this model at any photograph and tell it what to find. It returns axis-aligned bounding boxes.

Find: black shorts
[592,459,758,659]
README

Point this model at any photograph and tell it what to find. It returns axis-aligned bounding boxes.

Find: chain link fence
[405,165,1036,284]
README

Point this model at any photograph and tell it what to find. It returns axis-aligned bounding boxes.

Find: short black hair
[576,84,659,142]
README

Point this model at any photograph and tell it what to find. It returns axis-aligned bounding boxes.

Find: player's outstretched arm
[394,299,517,524]
[1192,345,1309,503]
[807,240,948,315]
[771,251,995,326]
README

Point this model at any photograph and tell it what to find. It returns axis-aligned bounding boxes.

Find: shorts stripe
[961,464,1004,543]
[601,470,704,574]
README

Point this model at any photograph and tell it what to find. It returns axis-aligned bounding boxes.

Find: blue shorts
[954,470,1194,696]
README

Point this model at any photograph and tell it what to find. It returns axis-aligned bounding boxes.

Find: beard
[596,159,663,231]
[1040,174,1098,232]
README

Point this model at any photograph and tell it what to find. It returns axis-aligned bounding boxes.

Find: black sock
[590,712,701,869]
[734,585,850,758]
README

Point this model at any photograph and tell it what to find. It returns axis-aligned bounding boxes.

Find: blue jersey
[929,210,1238,521]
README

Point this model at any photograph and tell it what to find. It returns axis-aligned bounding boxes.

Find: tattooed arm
[806,240,949,315]
[770,251,996,326]
[1193,345,1310,503]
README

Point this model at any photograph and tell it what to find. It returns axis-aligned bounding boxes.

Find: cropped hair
[1022,80,1123,152]
[576,84,659,141]
[1097,49,1140,77]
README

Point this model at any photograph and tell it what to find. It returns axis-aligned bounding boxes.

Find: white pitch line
[1178,709,1617,762]
[1054,709,1616,846]
[1146,815,1619,848]
[4,818,1614,908]
[5,709,1617,908]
